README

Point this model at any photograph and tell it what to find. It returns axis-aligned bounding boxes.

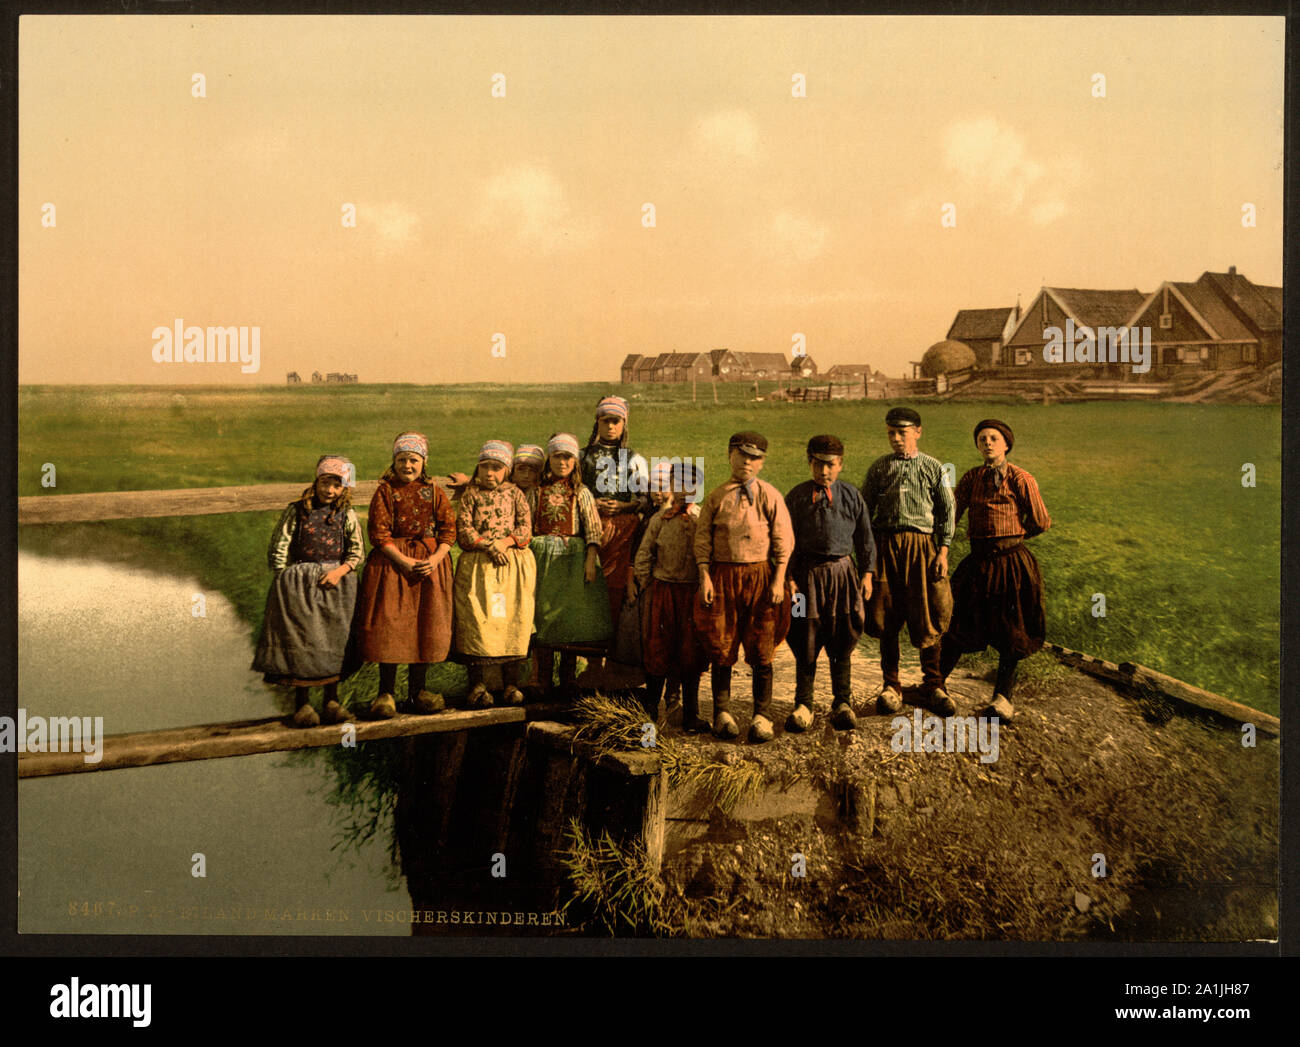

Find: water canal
[17,551,407,936]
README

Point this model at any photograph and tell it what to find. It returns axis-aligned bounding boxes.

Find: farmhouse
[790,354,818,379]
[1130,281,1258,375]
[998,268,1279,379]
[1002,287,1150,374]
[620,354,643,382]
[946,306,1020,367]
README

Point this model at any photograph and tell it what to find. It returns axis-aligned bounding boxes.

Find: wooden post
[693,370,697,403]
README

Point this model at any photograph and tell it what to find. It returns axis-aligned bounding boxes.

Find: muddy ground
[586,645,1279,942]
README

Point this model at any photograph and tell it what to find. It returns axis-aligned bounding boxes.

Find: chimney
[1014,295,1021,321]
[1228,265,1239,299]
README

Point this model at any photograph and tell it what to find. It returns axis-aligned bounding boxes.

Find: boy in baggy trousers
[693,432,794,743]
[859,407,955,715]
[784,435,875,731]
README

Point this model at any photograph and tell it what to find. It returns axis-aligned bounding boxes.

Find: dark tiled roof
[733,352,790,371]
[620,354,643,369]
[1200,271,1282,332]
[947,307,1014,341]
[1050,288,1149,329]
[1170,283,1255,341]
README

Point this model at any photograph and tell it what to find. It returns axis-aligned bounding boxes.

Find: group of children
[251,399,1051,742]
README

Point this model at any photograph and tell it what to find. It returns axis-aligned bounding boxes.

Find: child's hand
[700,575,715,606]
[931,547,949,581]
[596,498,621,514]
[318,566,348,589]
[584,560,598,583]
[860,574,874,602]
[769,580,784,605]
[490,548,509,566]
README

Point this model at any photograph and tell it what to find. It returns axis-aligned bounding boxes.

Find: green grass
[18,383,1281,713]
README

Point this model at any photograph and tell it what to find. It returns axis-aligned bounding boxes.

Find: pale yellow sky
[19,15,1284,384]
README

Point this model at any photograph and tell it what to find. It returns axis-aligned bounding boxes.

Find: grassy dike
[18,383,1281,714]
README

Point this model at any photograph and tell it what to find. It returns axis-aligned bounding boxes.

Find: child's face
[512,461,541,488]
[976,428,1009,464]
[315,475,345,503]
[650,490,672,507]
[477,461,509,489]
[597,415,624,443]
[728,448,764,483]
[810,456,843,486]
[887,425,921,457]
[549,452,576,478]
[393,452,424,483]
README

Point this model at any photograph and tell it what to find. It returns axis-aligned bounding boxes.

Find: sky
[18,14,1285,384]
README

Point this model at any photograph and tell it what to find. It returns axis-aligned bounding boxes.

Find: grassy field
[17,383,1281,714]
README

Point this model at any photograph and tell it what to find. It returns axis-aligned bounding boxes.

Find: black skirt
[946,539,1045,659]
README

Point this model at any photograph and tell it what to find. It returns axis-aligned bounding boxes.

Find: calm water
[17,551,407,936]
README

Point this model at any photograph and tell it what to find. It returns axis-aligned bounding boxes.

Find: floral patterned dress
[452,480,537,661]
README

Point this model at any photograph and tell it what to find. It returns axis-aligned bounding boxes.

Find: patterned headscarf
[595,395,629,421]
[393,432,428,459]
[547,433,581,458]
[514,444,545,467]
[478,439,514,467]
[316,455,356,488]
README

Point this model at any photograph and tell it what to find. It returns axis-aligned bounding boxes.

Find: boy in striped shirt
[860,407,955,715]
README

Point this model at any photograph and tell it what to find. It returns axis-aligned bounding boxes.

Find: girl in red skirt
[579,396,649,630]
[631,461,708,730]
[937,419,1052,722]
[355,431,457,719]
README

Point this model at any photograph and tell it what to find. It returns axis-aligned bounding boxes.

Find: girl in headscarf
[252,455,363,726]
[355,431,457,719]
[452,439,537,707]
[531,432,613,695]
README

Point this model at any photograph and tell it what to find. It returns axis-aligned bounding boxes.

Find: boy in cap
[693,431,794,743]
[938,419,1051,722]
[784,435,876,731]
[860,407,955,714]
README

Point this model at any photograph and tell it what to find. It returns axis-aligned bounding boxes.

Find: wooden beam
[17,703,569,778]
[18,477,463,525]
[1044,642,1279,736]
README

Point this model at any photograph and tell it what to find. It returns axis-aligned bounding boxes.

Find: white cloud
[693,110,761,161]
[943,116,1064,221]
[356,201,420,252]
[760,210,828,262]
[479,163,593,252]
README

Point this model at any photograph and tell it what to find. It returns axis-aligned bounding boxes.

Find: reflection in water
[18,551,407,935]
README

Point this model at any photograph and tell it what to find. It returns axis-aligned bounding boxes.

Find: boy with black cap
[860,406,955,714]
[938,419,1051,722]
[784,435,876,731]
[693,431,794,743]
